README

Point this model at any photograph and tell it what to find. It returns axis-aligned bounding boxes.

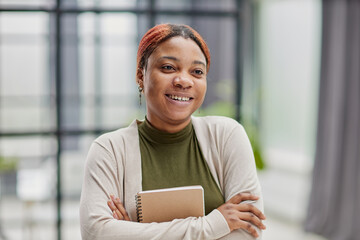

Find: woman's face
[141,36,207,133]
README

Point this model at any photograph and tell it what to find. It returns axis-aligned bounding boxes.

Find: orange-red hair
[136,24,211,83]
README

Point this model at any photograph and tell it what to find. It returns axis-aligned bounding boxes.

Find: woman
[80,24,266,240]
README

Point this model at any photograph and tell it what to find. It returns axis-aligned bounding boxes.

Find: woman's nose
[173,74,194,89]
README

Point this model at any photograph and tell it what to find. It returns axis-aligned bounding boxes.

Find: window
[0,1,243,239]
[243,0,322,224]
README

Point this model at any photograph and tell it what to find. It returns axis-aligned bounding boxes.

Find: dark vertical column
[0,15,2,133]
[191,0,236,111]
[57,0,80,237]
[136,0,149,41]
[149,0,156,28]
[191,11,223,108]
[235,0,243,122]
[62,0,80,149]
[55,0,62,239]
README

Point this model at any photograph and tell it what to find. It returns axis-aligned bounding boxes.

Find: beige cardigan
[79,116,263,240]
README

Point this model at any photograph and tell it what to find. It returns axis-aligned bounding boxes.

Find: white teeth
[169,95,190,101]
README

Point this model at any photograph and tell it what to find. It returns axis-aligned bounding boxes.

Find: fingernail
[115,197,121,203]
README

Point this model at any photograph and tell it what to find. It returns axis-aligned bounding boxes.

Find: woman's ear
[136,68,144,88]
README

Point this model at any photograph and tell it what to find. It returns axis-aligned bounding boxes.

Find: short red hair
[136,24,211,84]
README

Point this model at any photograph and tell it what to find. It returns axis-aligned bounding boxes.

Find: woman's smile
[165,94,192,102]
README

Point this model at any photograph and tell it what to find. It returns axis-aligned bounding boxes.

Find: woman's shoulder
[94,119,140,147]
[191,116,247,143]
[192,115,243,131]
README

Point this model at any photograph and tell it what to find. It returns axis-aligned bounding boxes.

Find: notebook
[135,185,205,223]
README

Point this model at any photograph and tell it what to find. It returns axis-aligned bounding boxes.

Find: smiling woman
[79,24,265,240]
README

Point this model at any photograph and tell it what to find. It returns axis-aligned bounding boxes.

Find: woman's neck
[145,116,191,133]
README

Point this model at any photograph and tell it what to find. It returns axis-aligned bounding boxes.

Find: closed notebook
[135,185,205,223]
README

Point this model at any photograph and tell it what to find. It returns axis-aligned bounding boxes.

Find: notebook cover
[136,185,204,223]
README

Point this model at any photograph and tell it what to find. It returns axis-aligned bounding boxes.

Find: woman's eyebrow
[160,56,178,61]
[159,56,206,67]
[193,60,206,67]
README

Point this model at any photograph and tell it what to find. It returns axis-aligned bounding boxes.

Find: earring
[138,85,143,106]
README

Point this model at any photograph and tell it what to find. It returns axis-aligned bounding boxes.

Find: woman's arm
[218,120,265,239]
[107,192,265,238]
[79,141,230,240]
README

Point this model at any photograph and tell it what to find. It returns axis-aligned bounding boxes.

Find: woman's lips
[165,94,193,102]
[165,94,194,104]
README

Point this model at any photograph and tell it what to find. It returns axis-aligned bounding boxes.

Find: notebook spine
[135,195,143,222]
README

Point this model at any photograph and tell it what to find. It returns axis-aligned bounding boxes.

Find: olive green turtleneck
[138,118,224,215]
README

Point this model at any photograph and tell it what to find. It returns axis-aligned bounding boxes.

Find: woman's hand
[217,193,266,238]
[107,195,131,221]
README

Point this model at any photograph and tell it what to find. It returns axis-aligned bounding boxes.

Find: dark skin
[108,193,266,238]
[139,37,207,133]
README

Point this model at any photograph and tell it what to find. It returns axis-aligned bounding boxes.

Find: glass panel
[61,135,95,239]
[0,136,57,239]
[78,13,97,130]
[155,0,192,10]
[70,12,142,130]
[61,0,148,8]
[254,0,321,229]
[0,12,54,132]
[155,0,236,11]
[100,13,140,128]
[98,0,149,8]
[155,15,192,25]
[155,16,237,118]
[0,4,243,239]
[0,0,54,7]
[258,0,321,158]
[61,13,82,131]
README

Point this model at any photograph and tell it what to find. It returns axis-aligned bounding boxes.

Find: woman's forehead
[150,37,206,61]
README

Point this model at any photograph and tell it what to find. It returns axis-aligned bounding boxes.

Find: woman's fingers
[107,195,131,221]
[228,193,259,204]
[218,203,262,238]
[110,195,131,221]
[107,199,116,211]
[237,203,266,220]
[218,192,266,236]
[236,220,259,238]
[113,210,120,220]
[237,211,266,230]
[107,199,123,220]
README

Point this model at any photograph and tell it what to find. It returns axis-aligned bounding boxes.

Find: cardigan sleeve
[218,121,264,240]
[79,141,231,240]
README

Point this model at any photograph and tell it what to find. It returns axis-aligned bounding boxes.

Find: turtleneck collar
[138,117,193,144]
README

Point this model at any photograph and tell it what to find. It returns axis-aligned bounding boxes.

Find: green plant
[196,101,265,170]
[0,156,18,173]
[196,101,235,118]
[244,125,266,170]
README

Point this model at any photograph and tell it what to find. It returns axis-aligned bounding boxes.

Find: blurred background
[0,0,359,239]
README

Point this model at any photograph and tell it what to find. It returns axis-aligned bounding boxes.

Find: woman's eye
[162,65,174,71]
[193,69,204,76]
